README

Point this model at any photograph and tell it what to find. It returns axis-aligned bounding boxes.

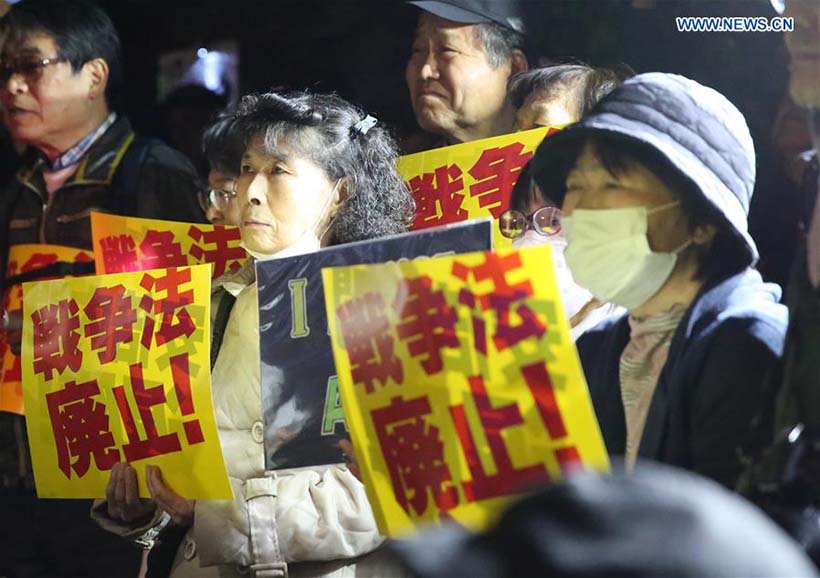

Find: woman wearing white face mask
[529,73,788,489]
[93,91,414,578]
[499,167,622,340]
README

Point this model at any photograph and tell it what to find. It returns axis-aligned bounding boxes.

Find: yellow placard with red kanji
[396,127,561,249]
[91,212,247,279]
[21,264,231,500]
[323,245,608,537]
[1,244,94,415]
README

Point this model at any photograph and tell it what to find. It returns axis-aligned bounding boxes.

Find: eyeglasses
[0,56,66,84]
[498,206,562,239]
[198,188,237,213]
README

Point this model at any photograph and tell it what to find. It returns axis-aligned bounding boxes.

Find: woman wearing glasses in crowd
[94,91,414,578]
[499,63,628,339]
[500,176,622,340]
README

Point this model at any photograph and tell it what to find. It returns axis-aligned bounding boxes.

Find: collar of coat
[15,115,137,194]
[213,258,257,297]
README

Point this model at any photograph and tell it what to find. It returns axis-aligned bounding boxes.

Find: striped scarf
[619,304,688,468]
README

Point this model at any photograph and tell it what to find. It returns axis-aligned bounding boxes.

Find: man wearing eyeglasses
[0,1,204,576]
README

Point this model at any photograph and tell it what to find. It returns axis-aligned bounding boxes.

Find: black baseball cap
[407,0,525,33]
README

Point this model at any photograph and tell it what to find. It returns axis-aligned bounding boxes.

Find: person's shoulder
[692,270,788,339]
[125,134,205,205]
[118,129,206,222]
[692,275,788,360]
[577,310,627,343]
[132,136,199,177]
[576,311,629,366]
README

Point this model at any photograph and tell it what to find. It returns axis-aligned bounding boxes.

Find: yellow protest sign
[91,212,247,278]
[323,245,608,537]
[21,264,231,500]
[1,244,94,415]
[396,127,561,249]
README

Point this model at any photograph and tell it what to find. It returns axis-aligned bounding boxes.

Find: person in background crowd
[403,0,528,152]
[160,84,228,179]
[500,63,629,339]
[200,112,243,226]
[501,171,622,341]
[0,1,204,576]
[739,0,820,566]
[508,64,625,131]
[94,90,414,578]
[388,463,818,578]
[529,73,788,488]
[773,0,820,433]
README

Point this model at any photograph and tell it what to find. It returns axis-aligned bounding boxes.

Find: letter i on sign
[289,278,310,338]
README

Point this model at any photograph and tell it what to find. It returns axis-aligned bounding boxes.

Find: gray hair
[509,64,630,119]
[476,22,524,68]
[234,91,415,244]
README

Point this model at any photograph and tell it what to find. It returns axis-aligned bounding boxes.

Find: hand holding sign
[105,462,194,527]
[105,462,156,523]
[21,264,231,500]
[146,465,195,527]
[338,439,361,481]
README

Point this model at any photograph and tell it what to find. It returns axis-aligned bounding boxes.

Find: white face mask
[561,202,690,311]
[243,180,341,262]
[512,229,596,321]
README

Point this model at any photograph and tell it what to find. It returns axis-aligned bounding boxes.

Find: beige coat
[94,260,396,577]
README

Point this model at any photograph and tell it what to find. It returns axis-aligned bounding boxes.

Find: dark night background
[100,0,789,141]
[53,0,807,284]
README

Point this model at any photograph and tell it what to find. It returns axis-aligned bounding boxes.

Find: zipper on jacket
[55,207,102,224]
[17,161,49,244]
[39,199,49,244]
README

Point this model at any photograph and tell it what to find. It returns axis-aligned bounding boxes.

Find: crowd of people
[0,0,818,576]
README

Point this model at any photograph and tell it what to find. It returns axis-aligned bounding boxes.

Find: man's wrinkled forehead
[413,11,481,45]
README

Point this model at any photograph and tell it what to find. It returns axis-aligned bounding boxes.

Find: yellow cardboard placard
[396,127,561,249]
[91,212,247,278]
[21,264,231,500]
[1,244,94,415]
[323,245,608,537]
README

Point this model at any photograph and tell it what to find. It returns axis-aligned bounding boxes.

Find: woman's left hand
[146,465,195,527]
[338,439,361,481]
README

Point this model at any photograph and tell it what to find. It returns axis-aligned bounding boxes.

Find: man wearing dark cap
[405,0,528,148]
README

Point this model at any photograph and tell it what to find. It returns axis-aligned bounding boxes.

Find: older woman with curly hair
[94,91,414,578]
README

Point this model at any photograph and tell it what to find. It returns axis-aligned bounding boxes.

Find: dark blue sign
[257,220,492,470]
